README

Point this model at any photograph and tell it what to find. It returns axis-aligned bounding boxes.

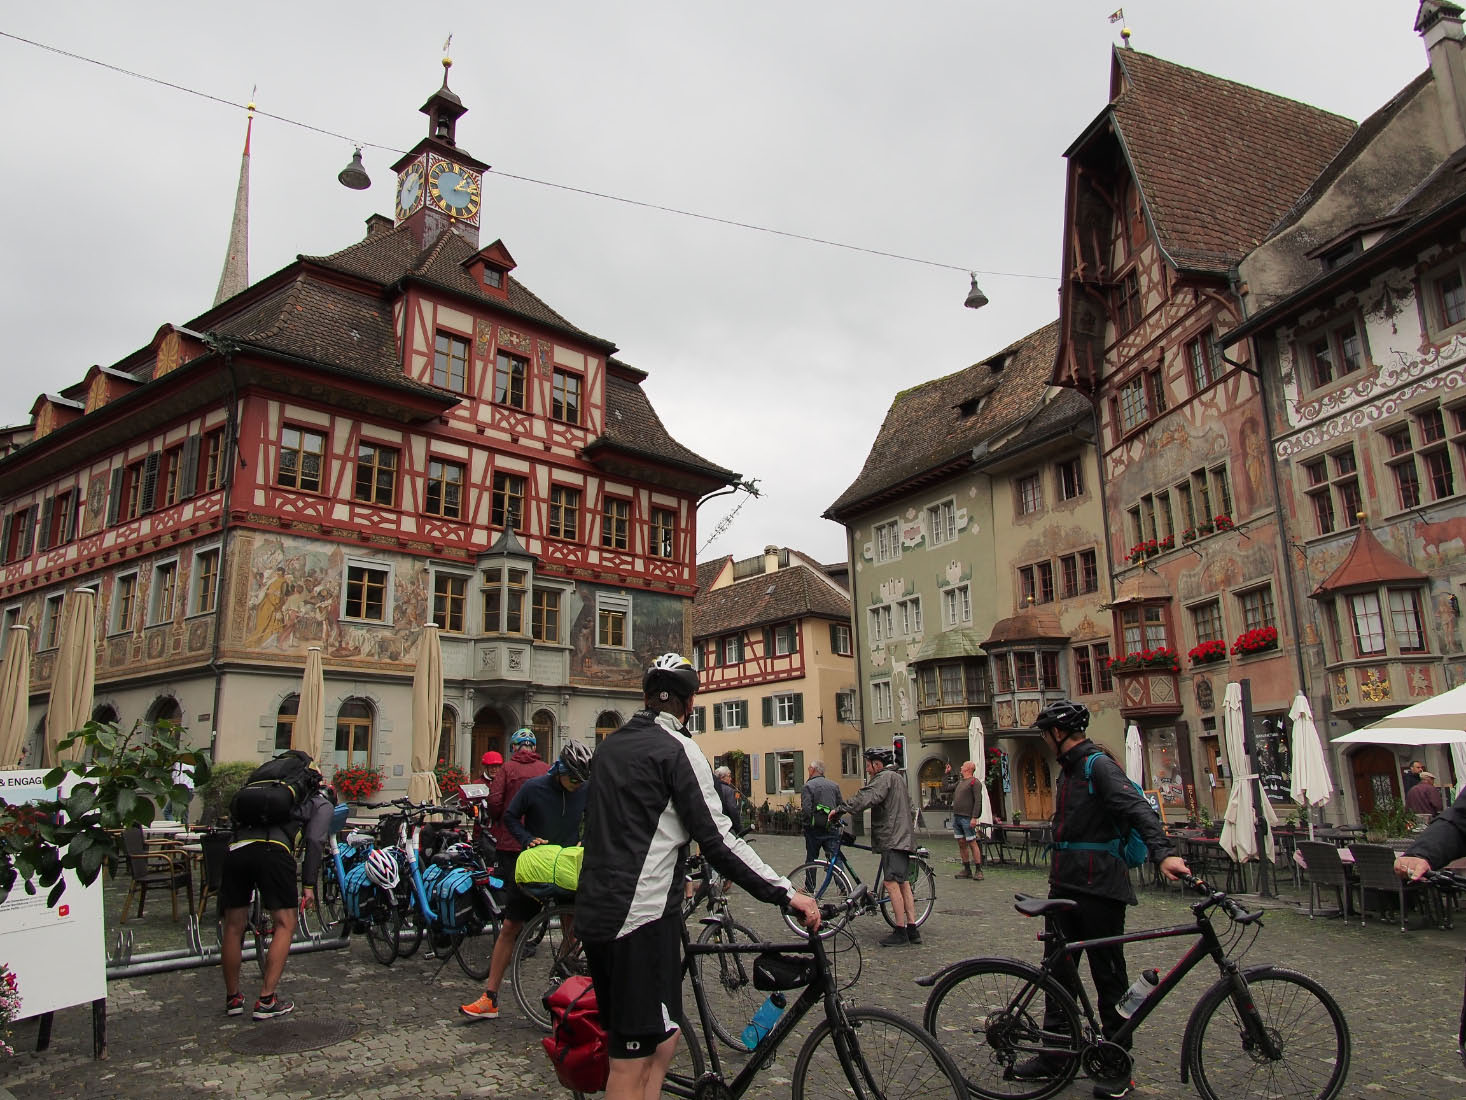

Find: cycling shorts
[219,840,298,912]
[584,912,682,1058]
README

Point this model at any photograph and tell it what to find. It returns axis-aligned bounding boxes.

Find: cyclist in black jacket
[1013,700,1187,1099]
[579,653,819,1100]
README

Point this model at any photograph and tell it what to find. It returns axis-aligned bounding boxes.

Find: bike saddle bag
[753,950,814,992]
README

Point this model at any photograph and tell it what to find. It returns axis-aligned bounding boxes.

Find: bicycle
[584,885,965,1100]
[304,801,374,936]
[511,887,582,1029]
[918,874,1351,1100]
[681,852,862,1052]
[783,832,936,935]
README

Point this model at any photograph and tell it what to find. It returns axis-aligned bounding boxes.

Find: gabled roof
[593,374,736,483]
[825,320,1079,519]
[1105,49,1357,273]
[692,560,852,640]
[1310,524,1427,597]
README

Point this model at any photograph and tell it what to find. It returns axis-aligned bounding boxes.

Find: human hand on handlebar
[787,891,821,933]
[1395,854,1432,881]
[1159,854,1190,881]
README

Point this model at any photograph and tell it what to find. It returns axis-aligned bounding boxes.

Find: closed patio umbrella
[0,624,32,767]
[406,624,443,806]
[1219,682,1278,866]
[966,716,994,824]
[292,646,326,764]
[1124,723,1144,787]
[45,588,96,766]
[1287,692,1332,840]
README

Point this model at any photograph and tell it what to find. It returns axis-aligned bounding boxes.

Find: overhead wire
[0,28,1056,283]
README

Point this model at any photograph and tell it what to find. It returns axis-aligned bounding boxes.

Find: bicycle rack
[105,912,350,979]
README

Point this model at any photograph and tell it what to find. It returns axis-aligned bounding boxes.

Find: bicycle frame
[804,835,886,903]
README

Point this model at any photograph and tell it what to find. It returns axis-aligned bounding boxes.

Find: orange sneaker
[459,991,499,1020]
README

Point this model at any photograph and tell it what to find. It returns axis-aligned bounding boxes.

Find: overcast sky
[0,1,1432,566]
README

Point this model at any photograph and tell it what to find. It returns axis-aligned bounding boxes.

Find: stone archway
[472,706,508,765]
[1350,746,1399,819]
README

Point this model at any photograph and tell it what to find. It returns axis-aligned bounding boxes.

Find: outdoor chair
[1348,843,1432,932]
[1296,840,1359,923]
[977,825,1007,865]
[995,826,1030,865]
[119,824,194,923]
[197,830,233,915]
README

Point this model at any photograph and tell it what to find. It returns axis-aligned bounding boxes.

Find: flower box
[1188,639,1227,666]
[1213,514,1235,531]
[333,763,385,802]
[1182,527,1197,542]
[435,760,469,802]
[1106,646,1182,673]
[1231,625,1279,656]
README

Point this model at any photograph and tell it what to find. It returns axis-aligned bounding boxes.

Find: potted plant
[435,759,469,802]
[1213,514,1235,531]
[1107,647,1182,673]
[1157,534,1175,552]
[1188,639,1227,666]
[1362,798,1414,842]
[1182,526,1198,542]
[1196,520,1215,536]
[0,964,19,1057]
[333,763,385,803]
[1231,625,1279,656]
[1199,805,1220,837]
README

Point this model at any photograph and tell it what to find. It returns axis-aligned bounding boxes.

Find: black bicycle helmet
[863,746,896,766]
[644,651,700,702]
[1034,699,1091,735]
[559,740,593,783]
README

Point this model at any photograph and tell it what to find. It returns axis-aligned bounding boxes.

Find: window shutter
[737,701,748,728]
[764,753,777,795]
[792,750,804,782]
[830,622,839,651]
[18,509,34,558]
[736,635,745,663]
[106,467,124,526]
[762,697,773,727]
[62,494,76,542]
[37,498,54,551]
[789,624,798,653]
[0,514,11,562]
[763,627,773,656]
[180,436,201,499]
[139,452,161,513]
[713,705,723,732]
[693,706,705,733]
[792,693,804,723]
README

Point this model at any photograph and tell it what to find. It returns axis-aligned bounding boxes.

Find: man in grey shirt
[800,761,843,887]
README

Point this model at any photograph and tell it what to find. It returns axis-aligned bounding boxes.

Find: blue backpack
[1054,752,1153,869]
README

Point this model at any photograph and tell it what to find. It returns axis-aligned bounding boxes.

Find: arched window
[437,705,456,766]
[92,704,119,726]
[334,698,374,768]
[276,694,300,751]
[532,708,556,754]
[595,710,621,745]
[918,757,948,809]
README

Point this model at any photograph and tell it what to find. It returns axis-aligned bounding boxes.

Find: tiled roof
[1310,524,1426,597]
[1110,49,1357,272]
[984,605,1068,646]
[696,557,730,594]
[599,374,737,482]
[692,563,852,639]
[825,320,1078,518]
[303,225,612,349]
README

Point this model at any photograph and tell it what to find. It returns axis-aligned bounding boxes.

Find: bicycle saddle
[1013,895,1078,918]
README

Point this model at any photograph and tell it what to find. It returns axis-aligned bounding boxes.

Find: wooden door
[1201,738,1228,816]
[1017,749,1054,821]
[471,708,505,766]
[1350,746,1399,818]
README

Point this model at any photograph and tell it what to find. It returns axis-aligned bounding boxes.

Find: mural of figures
[567,584,683,687]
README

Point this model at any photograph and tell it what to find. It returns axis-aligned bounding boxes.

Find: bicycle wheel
[396,894,425,959]
[317,864,346,932]
[792,1006,966,1100]
[250,893,270,978]
[511,904,584,1030]
[1187,966,1350,1100]
[922,958,1083,1100]
[881,857,936,929]
[364,891,401,966]
[663,1006,707,1098]
[783,860,854,936]
[454,904,498,982]
[693,918,765,1052]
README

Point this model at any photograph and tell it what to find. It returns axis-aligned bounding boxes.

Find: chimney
[1418,0,1466,148]
[763,545,780,574]
[364,213,395,239]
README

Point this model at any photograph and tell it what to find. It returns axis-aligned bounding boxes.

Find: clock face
[427,159,482,220]
[396,161,425,221]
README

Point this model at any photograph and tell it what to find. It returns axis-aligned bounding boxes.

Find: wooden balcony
[1112,667,1183,718]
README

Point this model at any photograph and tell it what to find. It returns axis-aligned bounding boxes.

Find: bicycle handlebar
[1179,873,1264,925]
[1423,868,1466,891]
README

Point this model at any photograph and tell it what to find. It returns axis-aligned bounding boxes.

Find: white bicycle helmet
[365,847,400,890]
[644,652,699,702]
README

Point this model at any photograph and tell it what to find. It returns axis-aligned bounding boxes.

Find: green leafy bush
[196,761,259,826]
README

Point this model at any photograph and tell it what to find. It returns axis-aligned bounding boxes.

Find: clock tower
[392,56,489,249]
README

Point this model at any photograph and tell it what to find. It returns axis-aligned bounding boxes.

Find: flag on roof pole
[1109,8,1125,22]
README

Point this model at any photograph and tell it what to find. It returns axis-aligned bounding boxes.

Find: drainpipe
[199,333,244,764]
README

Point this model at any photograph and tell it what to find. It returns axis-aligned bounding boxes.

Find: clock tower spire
[391,50,488,249]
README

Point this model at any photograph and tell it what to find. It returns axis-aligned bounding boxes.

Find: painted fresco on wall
[232,533,429,660]
[567,583,682,687]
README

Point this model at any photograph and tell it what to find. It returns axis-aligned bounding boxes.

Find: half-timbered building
[0,69,734,784]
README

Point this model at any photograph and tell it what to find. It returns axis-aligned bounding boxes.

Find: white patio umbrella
[1452,741,1466,796]
[292,646,326,764]
[1333,727,1466,745]
[1219,682,1279,865]
[0,624,32,767]
[406,624,443,806]
[1124,723,1144,786]
[966,716,994,824]
[44,588,96,766]
[1348,682,1466,734]
[1287,692,1332,840]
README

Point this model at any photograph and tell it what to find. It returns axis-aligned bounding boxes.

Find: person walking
[951,760,985,880]
[800,761,843,888]
[831,746,921,946]
[219,754,333,1021]
[1011,700,1188,1099]
[578,653,818,1100]
[460,740,591,1021]
[712,765,744,835]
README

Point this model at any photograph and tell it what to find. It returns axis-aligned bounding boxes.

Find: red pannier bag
[542,975,609,1092]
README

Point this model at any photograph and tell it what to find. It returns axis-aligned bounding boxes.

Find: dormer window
[1319,239,1362,270]
[483,266,503,289]
[957,396,983,418]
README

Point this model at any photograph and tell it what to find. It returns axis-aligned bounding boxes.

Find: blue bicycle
[784,832,936,936]
[308,801,374,936]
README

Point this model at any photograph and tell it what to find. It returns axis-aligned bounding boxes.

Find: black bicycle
[919,875,1350,1100]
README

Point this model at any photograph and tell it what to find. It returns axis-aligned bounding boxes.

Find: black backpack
[231,750,321,828]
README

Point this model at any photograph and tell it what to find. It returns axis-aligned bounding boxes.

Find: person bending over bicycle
[830,746,921,947]
[220,754,333,1021]
[1396,781,1466,1060]
[1014,700,1188,1099]
[578,653,820,1100]
[459,740,591,1021]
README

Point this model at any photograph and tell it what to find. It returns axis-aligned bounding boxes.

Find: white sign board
[0,770,107,1020]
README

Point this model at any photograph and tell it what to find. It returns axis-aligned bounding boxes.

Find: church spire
[214,100,254,306]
